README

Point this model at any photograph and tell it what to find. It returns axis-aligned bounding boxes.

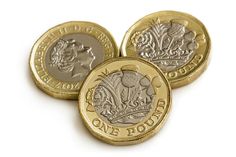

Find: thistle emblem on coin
[86,65,159,126]
[131,19,205,72]
[50,39,95,78]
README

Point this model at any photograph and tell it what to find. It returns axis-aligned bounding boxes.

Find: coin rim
[78,57,172,145]
[29,21,119,99]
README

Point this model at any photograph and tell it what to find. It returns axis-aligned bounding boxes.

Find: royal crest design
[131,19,205,72]
[86,65,159,125]
[50,39,95,78]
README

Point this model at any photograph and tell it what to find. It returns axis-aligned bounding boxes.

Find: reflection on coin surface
[79,58,171,145]
[30,21,118,99]
[121,11,211,88]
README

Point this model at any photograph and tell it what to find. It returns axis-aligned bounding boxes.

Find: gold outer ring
[78,57,171,145]
[121,11,211,88]
[29,21,119,99]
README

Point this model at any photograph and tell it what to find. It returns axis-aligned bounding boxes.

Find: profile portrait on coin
[30,21,118,99]
[49,39,95,79]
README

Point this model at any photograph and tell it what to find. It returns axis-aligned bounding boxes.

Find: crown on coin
[105,102,151,124]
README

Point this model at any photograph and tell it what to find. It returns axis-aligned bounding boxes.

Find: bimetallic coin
[30,21,118,99]
[79,58,171,145]
[121,11,211,88]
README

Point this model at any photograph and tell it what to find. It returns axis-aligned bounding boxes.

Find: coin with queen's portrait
[30,21,118,99]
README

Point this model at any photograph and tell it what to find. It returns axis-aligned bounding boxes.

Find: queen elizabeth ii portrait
[49,39,95,79]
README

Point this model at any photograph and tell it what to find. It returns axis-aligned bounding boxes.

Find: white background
[0,0,235,156]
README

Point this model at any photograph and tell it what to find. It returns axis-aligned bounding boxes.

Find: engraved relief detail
[91,65,157,125]
[50,39,95,78]
[131,19,205,72]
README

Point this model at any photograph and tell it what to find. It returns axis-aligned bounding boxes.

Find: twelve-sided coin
[79,58,171,145]
[30,21,118,99]
[121,11,211,88]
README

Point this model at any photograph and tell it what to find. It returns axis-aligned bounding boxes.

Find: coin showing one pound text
[79,58,171,145]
